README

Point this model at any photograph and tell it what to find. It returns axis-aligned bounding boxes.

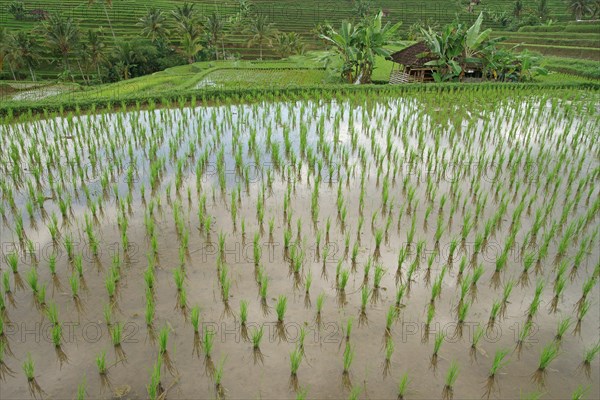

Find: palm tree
[112,40,154,80]
[205,11,226,60]
[0,28,7,73]
[181,32,203,63]
[275,32,304,58]
[245,14,277,60]
[513,0,523,17]
[88,0,117,42]
[7,31,40,81]
[84,29,107,82]
[38,15,80,73]
[567,0,593,20]
[172,2,201,41]
[138,7,170,43]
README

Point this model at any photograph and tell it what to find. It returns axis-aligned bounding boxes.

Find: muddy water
[0,96,599,399]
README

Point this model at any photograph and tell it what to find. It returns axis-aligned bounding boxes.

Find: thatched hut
[388,42,437,83]
[388,42,484,83]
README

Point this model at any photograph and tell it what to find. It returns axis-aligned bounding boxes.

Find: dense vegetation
[1,0,598,83]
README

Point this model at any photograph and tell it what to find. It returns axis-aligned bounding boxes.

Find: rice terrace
[0,1,599,400]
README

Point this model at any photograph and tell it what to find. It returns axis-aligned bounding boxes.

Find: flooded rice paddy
[0,91,599,399]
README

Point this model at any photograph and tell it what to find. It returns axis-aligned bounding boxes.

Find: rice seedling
[0,341,15,382]
[483,349,510,399]
[579,342,600,379]
[571,385,590,400]
[383,338,395,377]
[531,342,559,387]
[316,292,325,327]
[52,324,69,368]
[158,325,177,376]
[147,357,163,400]
[397,372,410,400]
[259,276,269,316]
[289,347,302,391]
[70,273,84,313]
[96,350,111,391]
[549,274,566,313]
[545,312,567,345]
[470,325,485,360]
[442,361,459,400]
[110,322,126,363]
[342,342,354,389]
[573,299,591,336]
[23,353,45,399]
[456,301,470,338]
[384,305,397,339]
[374,229,384,259]
[488,300,501,331]
[214,357,226,398]
[430,332,444,370]
[239,300,249,341]
[575,276,596,313]
[499,280,515,319]
[6,253,24,291]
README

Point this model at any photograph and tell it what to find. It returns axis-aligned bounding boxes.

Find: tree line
[0,0,305,82]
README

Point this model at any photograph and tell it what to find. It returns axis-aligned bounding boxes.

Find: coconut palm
[88,0,117,42]
[513,0,523,17]
[274,32,304,58]
[5,31,40,81]
[38,15,80,73]
[567,0,593,20]
[138,8,170,43]
[205,11,226,60]
[245,14,277,60]
[84,29,107,82]
[181,32,203,64]
[0,27,7,73]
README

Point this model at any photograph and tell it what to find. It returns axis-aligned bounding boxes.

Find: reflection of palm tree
[88,0,116,42]
[138,8,170,43]
[245,14,277,60]
[38,15,80,73]
[567,0,593,20]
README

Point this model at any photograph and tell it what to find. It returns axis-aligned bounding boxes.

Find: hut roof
[389,42,436,68]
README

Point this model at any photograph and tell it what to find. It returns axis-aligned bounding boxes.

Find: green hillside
[0,0,584,58]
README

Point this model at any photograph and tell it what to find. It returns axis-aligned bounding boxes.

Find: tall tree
[275,32,304,58]
[181,32,203,63]
[138,7,170,43]
[537,0,550,20]
[0,28,7,73]
[245,14,277,60]
[88,0,117,42]
[205,11,226,60]
[38,15,80,73]
[84,29,107,82]
[11,31,40,81]
[567,0,593,20]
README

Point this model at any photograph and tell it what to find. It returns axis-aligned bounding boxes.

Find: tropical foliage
[420,13,547,82]
[319,11,402,83]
